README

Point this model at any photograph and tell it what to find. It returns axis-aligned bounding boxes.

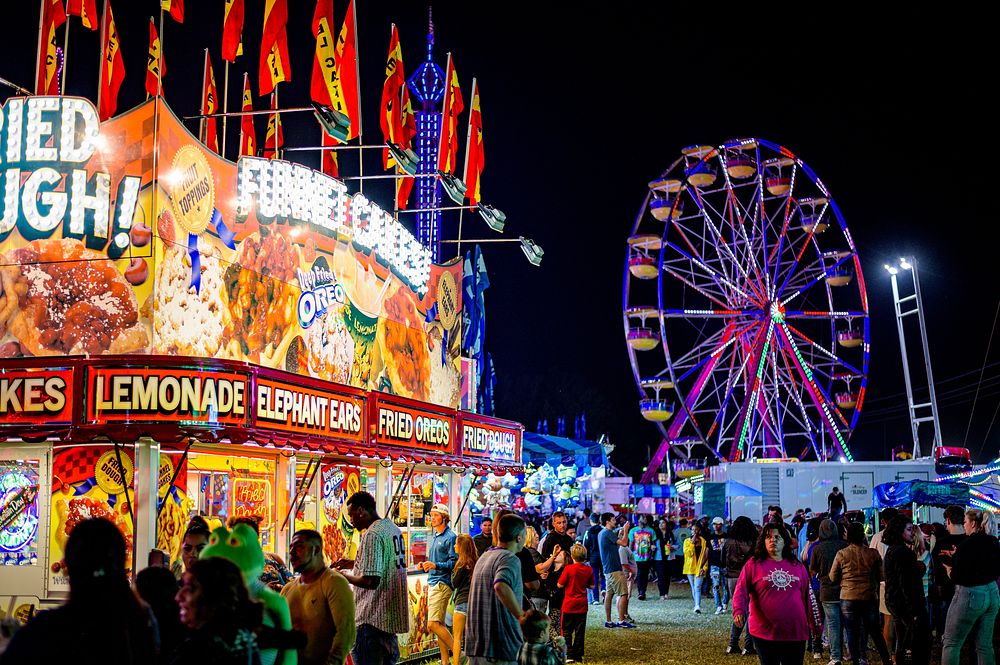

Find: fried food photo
[222,226,301,361]
[1,239,147,356]
[378,287,430,401]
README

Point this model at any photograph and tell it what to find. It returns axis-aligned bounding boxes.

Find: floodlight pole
[888,257,943,459]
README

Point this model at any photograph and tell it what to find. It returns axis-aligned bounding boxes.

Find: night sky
[4,3,998,477]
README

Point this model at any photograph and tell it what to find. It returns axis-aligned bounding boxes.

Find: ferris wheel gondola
[623,139,869,465]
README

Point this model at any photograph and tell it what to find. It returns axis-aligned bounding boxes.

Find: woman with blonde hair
[451,534,478,665]
[524,526,550,611]
[941,508,1000,665]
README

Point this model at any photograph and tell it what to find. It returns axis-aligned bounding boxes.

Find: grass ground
[581,581,738,665]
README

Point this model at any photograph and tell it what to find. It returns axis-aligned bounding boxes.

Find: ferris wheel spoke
[775,320,853,461]
[687,190,765,303]
[664,242,760,305]
[729,318,776,461]
[778,253,853,308]
[772,339,824,460]
[773,202,833,297]
[723,181,769,294]
[765,170,799,298]
[662,265,736,310]
[671,319,759,384]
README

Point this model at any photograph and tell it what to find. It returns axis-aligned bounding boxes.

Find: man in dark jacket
[883,516,930,665]
[810,519,848,664]
[583,512,603,604]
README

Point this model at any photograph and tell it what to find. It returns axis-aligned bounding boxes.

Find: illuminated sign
[0,97,141,259]
[86,367,249,425]
[255,376,365,442]
[235,157,432,296]
[372,397,454,454]
[0,368,74,424]
[460,416,521,463]
[232,477,272,522]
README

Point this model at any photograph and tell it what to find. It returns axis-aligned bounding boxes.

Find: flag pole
[274,83,280,160]
[60,10,71,95]
[200,49,208,144]
[222,61,230,158]
[34,0,45,95]
[239,71,248,155]
[96,0,108,113]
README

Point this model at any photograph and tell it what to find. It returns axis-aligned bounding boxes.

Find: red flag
[263,94,283,159]
[311,0,336,105]
[66,0,98,30]
[437,53,464,174]
[259,0,290,96]
[321,132,338,177]
[240,73,255,157]
[463,79,484,205]
[334,0,360,140]
[161,0,183,23]
[145,18,164,98]
[379,24,405,169]
[36,0,66,96]
[202,51,219,154]
[98,2,125,121]
[222,0,244,62]
[396,85,417,209]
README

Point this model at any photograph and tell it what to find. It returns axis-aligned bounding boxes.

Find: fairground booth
[0,95,522,659]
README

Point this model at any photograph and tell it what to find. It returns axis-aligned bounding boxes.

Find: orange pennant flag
[396,84,417,209]
[222,0,244,62]
[437,53,464,174]
[380,24,405,169]
[202,51,219,154]
[463,79,484,205]
[240,73,255,157]
[161,0,183,23]
[259,0,290,96]
[36,0,66,96]
[145,18,164,98]
[66,0,98,30]
[333,0,360,140]
[321,131,338,178]
[98,2,125,121]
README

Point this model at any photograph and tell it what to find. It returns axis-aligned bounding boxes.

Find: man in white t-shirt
[339,491,409,665]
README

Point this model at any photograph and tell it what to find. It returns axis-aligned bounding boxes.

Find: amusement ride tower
[407,10,447,262]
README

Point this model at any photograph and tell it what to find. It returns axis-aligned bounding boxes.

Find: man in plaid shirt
[466,514,527,665]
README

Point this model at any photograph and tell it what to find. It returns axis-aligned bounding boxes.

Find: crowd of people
[1,496,999,665]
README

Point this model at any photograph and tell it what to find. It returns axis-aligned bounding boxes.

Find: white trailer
[702,460,936,522]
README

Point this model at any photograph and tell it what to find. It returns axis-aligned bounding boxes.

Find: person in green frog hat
[201,523,297,665]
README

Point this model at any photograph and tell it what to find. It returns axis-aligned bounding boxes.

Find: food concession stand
[0,95,523,656]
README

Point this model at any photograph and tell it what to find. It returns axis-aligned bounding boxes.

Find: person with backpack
[724,516,758,655]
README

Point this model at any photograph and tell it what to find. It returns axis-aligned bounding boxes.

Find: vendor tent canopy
[630,484,678,499]
[522,433,608,469]
[873,480,970,509]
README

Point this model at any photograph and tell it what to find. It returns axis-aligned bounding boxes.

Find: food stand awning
[521,433,607,469]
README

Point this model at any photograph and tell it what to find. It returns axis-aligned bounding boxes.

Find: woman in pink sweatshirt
[732,522,820,665]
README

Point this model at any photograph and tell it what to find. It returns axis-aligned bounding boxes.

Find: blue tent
[521,433,608,469]
[630,484,678,499]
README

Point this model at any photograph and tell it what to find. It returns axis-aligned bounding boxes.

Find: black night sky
[4,3,999,477]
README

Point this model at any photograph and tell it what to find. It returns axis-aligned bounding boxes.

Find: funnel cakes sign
[0,96,464,409]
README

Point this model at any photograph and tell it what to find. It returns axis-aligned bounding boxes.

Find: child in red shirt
[558,544,594,662]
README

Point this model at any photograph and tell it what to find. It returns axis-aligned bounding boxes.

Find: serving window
[391,468,450,569]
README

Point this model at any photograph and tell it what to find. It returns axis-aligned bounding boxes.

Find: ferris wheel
[623,139,869,466]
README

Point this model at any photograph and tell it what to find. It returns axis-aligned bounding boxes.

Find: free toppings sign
[256,376,365,442]
[0,369,73,424]
[373,397,454,455]
[86,367,249,425]
[460,416,521,464]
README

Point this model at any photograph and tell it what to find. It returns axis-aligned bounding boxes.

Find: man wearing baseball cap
[420,503,458,665]
[707,516,729,614]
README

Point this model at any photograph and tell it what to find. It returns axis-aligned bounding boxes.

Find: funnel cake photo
[0,238,147,356]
